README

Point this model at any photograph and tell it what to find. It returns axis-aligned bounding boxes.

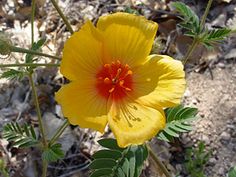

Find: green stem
[50,0,74,34]
[0,63,59,68]
[147,144,172,177]
[10,46,61,60]
[42,160,48,177]
[200,0,213,30]
[30,2,48,177]
[182,37,199,65]
[182,0,213,65]
[28,73,47,147]
[49,120,69,146]
[31,0,36,45]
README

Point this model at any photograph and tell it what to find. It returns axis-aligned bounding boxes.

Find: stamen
[96,61,133,101]
[122,70,132,79]
[116,60,121,65]
[127,70,132,75]
[119,80,124,86]
[109,86,115,93]
[112,68,122,83]
[116,68,122,76]
[104,64,110,68]
[119,80,132,91]
[125,87,132,91]
[104,77,111,84]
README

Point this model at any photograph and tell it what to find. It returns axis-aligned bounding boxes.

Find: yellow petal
[97,12,158,66]
[55,81,108,133]
[108,100,165,147]
[61,20,103,81]
[133,55,186,108]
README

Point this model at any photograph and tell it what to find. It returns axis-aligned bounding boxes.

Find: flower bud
[0,32,11,57]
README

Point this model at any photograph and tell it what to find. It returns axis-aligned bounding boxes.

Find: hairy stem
[28,73,47,146]
[10,46,61,60]
[31,0,36,45]
[182,37,198,65]
[147,144,172,177]
[200,0,213,29]
[50,0,74,34]
[49,120,69,146]
[0,63,59,68]
[182,0,213,64]
[42,160,48,177]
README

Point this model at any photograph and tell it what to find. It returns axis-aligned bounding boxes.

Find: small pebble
[218,63,225,68]
[220,132,231,141]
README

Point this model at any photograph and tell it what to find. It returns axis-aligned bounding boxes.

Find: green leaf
[229,166,236,177]
[42,143,64,162]
[90,169,113,177]
[133,145,148,177]
[166,105,183,122]
[200,28,231,48]
[172,2,200,35]
[89,159,117,169]
[0,69,25,80]
[98,138,124,151]
[184,142,211,177]
[25,38,46,68]
[124,7,139,15]
[157,105,198,142]
[92,150,122,160]
[164,127,179,137]
[90,139,148,177]
[3,122,38,148]
[127,151,135,177]
[117,167,126,177]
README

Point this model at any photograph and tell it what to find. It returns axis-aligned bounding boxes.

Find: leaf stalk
[182,0,213,64]
[0,63,60,68]
[49,120,69,146]
[10,46,61,60]
[50,0,74,34]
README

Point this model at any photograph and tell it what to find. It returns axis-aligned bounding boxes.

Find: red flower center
[96,60,133,101]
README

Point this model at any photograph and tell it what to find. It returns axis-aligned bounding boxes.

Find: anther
[104,64,110,68]
[116,68,122,76]
[125,87,132,91]
[109,87,115,93]
[127,70,132,75]
[116,60,121,65]
[104,77,111,84]
[119,80,124,86]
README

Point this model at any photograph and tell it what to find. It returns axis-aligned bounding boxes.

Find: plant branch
[0,63,59,68]
[182,37,199,65]
[200,0,213,29]
[49,120,69,146]
[50,0,74,34]
[182,0,213,64]
[10,46,61,60]
[42,160,48,177]
[28,73,47,147]
[147,144,172,177]
[31,0,36,45]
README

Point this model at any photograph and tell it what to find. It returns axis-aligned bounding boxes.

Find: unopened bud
[0,32,11,57]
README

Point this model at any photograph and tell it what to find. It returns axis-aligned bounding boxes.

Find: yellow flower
[55,12,186,147]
